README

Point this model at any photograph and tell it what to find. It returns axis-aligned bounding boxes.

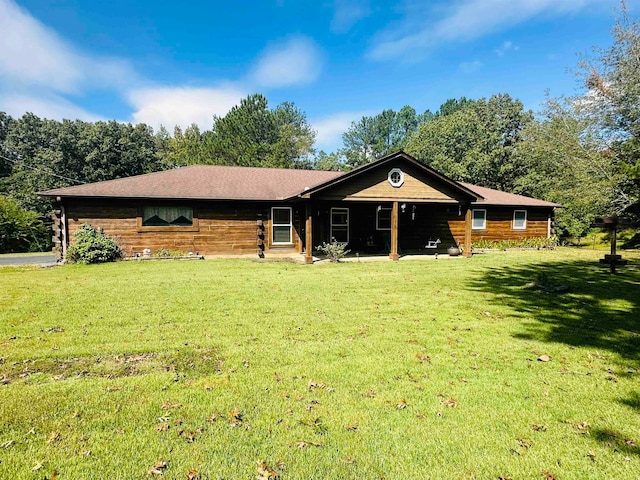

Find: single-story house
[40,151,560,262]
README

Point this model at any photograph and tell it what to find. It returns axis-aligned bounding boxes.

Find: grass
[1,248,639,479]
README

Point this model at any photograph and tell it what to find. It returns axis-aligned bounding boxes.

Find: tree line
[1,11,638,252]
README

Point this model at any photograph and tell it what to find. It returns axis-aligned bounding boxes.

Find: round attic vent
[388,168,404,187]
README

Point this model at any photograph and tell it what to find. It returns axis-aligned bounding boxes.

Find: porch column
[305,203,313,264]
[463,206,472,258]
[389,201,399,261]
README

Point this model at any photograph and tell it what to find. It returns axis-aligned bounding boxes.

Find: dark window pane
[273,225,291,243]
[273,208,291,225]
[331,226,348,243]
[332,209,348,225]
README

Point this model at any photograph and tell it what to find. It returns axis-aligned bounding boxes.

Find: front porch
[301,200,473,263]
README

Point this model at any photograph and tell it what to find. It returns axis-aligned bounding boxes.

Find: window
[272,207,292,244]
[142,206,193,227]
[330,208,349,243]
[513,210,527,230]
[387,168,404,187]
[377,206,391,230]
[472,209,486,230]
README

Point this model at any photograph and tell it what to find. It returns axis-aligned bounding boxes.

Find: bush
[0,196,49,253]
[153,248,188,258]
[316,241,350,262]
[67,224,123,264]
[471,236,558,251]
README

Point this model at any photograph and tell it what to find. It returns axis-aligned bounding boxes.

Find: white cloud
[251,36,323,88]
[0,0,136,94]
[0,91,104,122]
[458,60,483,73]
[312,111,371,151]
[368,0,599,62]
[330,0,371,33]
[128,86,247,131]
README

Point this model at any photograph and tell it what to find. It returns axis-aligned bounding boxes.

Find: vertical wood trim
[547,213,552,239]
[305,203,313,264]
[463,206,472,257]
[390,201,399,260]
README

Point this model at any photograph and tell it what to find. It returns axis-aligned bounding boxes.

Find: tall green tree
[405,94,533,191]
[341,106,429,168]
[579,7,640,215]
[515,97,622,238]
[207,94,315,168]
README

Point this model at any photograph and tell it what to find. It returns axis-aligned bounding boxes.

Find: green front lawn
[1,249,639,479]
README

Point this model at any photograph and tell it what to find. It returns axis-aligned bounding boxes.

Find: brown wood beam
[390,201,399,261]
[463,206,472,257]
[305,203,313,264]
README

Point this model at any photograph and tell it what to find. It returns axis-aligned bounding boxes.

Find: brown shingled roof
[461,183,560,208]
[40,165,344,201]
[40,160,560,208]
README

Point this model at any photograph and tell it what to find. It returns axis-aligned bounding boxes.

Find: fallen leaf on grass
[32,463,43,471]
[396,399,409,410]
[46,431,60,444]
[1,440,14,448]
[587,450,597,462]
[574,421,590,433]
[625,438,636,446]
[363,389,376,398]
[156,423,170,432]
[416,413,427,419]
[162,402,183,410]
[442,398,458,408]
[345,423,358,431]
[148,460,168,476]
[186,469,199,480]
[256,460,280,479]
[541,470,556,480]
[343,455,356,464]
[47,470,59,480]
[537,355,551,362]
[107,385,123,392]
[517,438,532,449]
[416,353,431,363]
[532,424,547,432]
[499,476,513,480]
[295,440,323,449]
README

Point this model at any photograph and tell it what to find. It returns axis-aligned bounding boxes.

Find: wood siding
[313,162,465,202]
[63,199,552,259]
[64,200,302,257]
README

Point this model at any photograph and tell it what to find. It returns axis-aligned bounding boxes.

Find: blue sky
[0,0,632,152]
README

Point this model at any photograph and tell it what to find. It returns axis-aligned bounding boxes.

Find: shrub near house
[66,223,123,264]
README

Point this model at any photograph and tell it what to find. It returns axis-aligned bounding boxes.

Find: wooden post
[389,201,399,260]
[610,227,617,274]
[305,203,313,264]
[463,206,472,258]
